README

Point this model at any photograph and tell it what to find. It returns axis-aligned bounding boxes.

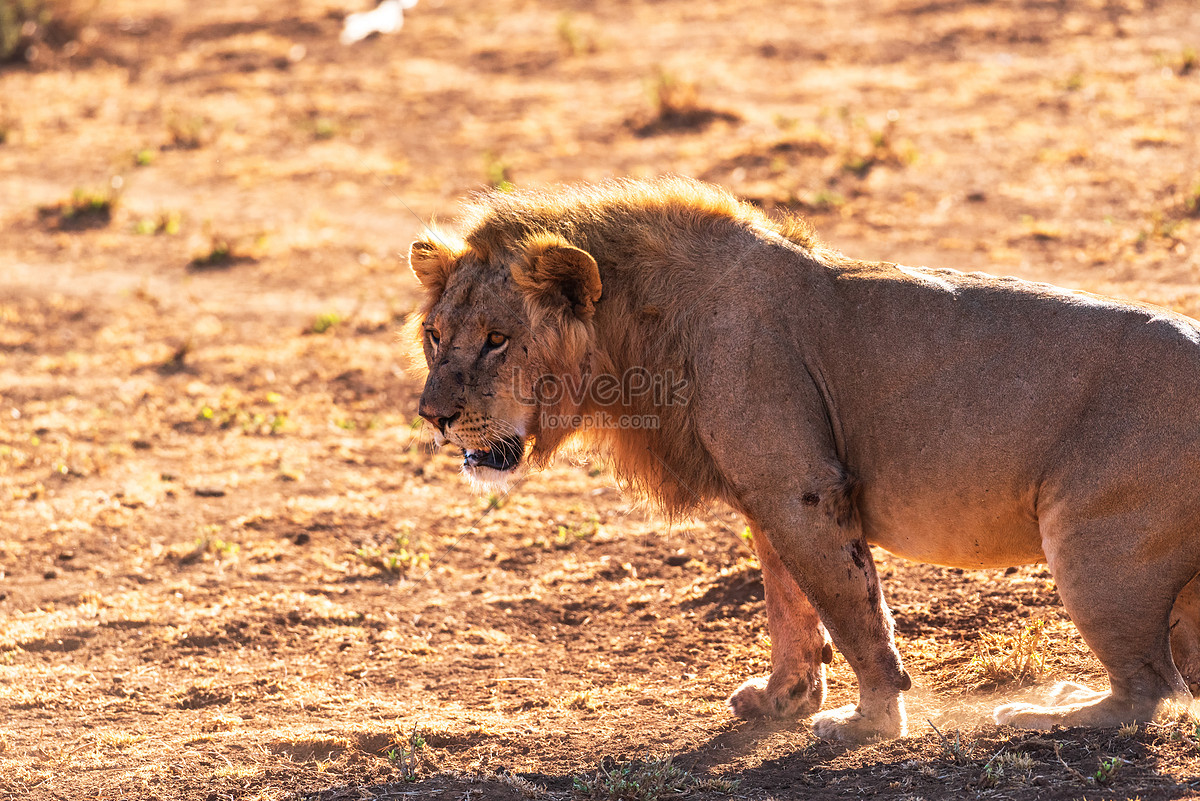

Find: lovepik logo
[514,366,690,409]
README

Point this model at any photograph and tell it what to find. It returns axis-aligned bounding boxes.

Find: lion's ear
[408,233,463,296]
[515,236,602,320]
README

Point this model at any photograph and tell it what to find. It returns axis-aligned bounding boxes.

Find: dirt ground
[2,0,1200,799]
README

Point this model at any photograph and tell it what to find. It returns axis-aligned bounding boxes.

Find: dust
[907,683,1200,733]
[906,684,1048,732]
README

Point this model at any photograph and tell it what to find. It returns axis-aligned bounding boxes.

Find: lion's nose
[418,405,460,434]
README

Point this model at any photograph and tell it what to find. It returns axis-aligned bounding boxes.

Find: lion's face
[409,233,602,490]
[418,253,538,486]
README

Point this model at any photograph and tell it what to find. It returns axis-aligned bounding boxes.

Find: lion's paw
[993,702,1042,728]
[729,672,824,720]
[1044,681,1105,707]
[811,700,906,743]
[993,701,1069,730]
[994,692,1137,730]
[729,677,773,719]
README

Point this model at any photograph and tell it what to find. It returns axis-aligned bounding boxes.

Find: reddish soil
[2,0,1200,799]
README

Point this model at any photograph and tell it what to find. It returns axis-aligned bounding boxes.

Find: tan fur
[410,177,1200,741]
[409,228,465,311]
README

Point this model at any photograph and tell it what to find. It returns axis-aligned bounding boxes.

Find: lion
[408,176,1200,741]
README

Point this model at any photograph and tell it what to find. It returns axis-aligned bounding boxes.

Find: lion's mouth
[462,435,525,472]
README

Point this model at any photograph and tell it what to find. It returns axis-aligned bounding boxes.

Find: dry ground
[2,0,1200,799]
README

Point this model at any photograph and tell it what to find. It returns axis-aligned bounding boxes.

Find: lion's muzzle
[463,435,525,472]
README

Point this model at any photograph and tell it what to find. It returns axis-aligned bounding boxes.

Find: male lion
[409,176,1200,741]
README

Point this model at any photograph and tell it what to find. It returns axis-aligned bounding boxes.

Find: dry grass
[35,186,118,231]
[965,621,1049,691]
[573,756,739,801]
[497,771,548,799]
[186,235,257,272]
[0,0,95,63]
[97,731,146,750]
[629,69,740,137]
[567,689,601,711]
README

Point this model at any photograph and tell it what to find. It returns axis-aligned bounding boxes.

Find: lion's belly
[859,491,1046,569]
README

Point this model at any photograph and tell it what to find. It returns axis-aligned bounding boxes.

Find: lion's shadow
[306,718,1189,800]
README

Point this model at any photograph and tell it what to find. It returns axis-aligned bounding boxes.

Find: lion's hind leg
[1170,573,1200,699]
[994,519,1193,730]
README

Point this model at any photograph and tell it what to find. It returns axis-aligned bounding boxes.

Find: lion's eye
[485,332,508,349]
[425,329,440,349]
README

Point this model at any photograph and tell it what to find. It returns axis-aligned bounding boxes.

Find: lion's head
[408,228,602,489]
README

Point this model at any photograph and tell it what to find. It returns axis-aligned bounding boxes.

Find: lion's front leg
[694,344,908,742]
[755,508,911,743]
[730,523,830,720]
